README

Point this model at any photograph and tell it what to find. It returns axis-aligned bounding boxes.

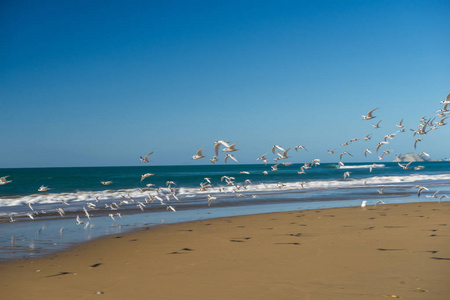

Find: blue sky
[1,0,449,168]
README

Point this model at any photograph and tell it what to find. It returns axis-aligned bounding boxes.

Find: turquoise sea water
[0,162,449,261]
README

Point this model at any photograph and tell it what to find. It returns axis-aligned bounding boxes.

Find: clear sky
[1,0,449,168]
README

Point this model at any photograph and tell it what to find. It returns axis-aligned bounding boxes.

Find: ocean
[1,161,449,261]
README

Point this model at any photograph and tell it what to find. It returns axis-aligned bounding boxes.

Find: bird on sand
[362,108,379,120]
[361,201,367,208]
[140,152,153,163]
[192,147,206,160]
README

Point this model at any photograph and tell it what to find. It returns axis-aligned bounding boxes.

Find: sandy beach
[1,202,449,299]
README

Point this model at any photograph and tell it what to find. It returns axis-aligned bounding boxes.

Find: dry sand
[1,202,449,299]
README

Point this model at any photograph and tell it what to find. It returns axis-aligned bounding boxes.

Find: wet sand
[1,202,449,299]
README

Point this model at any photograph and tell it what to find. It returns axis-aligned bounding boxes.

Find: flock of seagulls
[2,93,450,224]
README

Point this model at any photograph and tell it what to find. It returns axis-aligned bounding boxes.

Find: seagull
[364,149,372,157]
[222,142,239,153]
[76,215,84,225]
[210,156,219,164]
[414,165,425,171]
[295,146,308,151]
[275,148,290,160]
[192,147,206,160]
[414,138,422,149]
[108,213,116,221]
[0,176,12,185]
[9,214,16,223]
[374,200,385,207]
[56,207,65,217]
[101,181,113,185]
[340,152,353,160]
[362,108,379,120]
[328,149,335,155]
[141,173,155,182]
[277,182,286,189]
[376,141,388,152]
[257,154,268,165]
[426,190,440,198]
[272,145,285,154]
[271,164,280,171]
[343,171,351,179]
[377,187,386,194]
[396,119,404,128]
[224,154,238,164]
[26,213,35,220]
[363,134,372,141]
[417,186,429,197]
[439,194,449,203]
[240,171,250,174]
[38,185,50,192]
[398,161,412,170]
[167,205,176,212]
[440,93,450,104]
[207,194,217,206]
[214,140,231,156]
[361,201,367,208]
[140,152,153,163]
[372,120,382,128]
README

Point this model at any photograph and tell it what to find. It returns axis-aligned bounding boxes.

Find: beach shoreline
[1,202,449,299]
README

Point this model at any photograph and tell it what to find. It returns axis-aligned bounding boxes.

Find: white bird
[426,190,439,199]
[396,119,404,128]
[271,164,280,171]
[167,205,176,212]
[439,194,449,203]
[364,149,372,157]
[398,161,412,170]
[9,214,16,223]
[101,181,113,185]
[56,207,65,217]
[192,147,206,160]
[343,171,351,179]
[141,173,155,182]
[240,171,250,174]
[222,142,239,153]
[417,186,429,197]
[340,152,353,160]
[414,138,422,149]
[210,156,219,164]
[275,148,290,160]
[376,141,388,152]
[377,187,386,194]
[277,182,286,189]
[26,213,35,220]
[361,201,367,208]
[207,194,217,206]
[414,166,425,171]
[214,140,231,156]
[38,185,50,192]
[272,145,285,154]
[140,152,153,163]
[257,154,268,165]
[76,215,84,225]
[224,154,238,164]
[0,176,12,185]
[372,120,382,128]
[374,200,385,207]
[295,145,308,151]
[328,149,335,155]
[108,213,116,221]
[362,108,379,120]
[363,134,372,141]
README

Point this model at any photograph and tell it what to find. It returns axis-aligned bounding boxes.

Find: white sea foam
[1,173,450,208]
[338,164,385,169]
